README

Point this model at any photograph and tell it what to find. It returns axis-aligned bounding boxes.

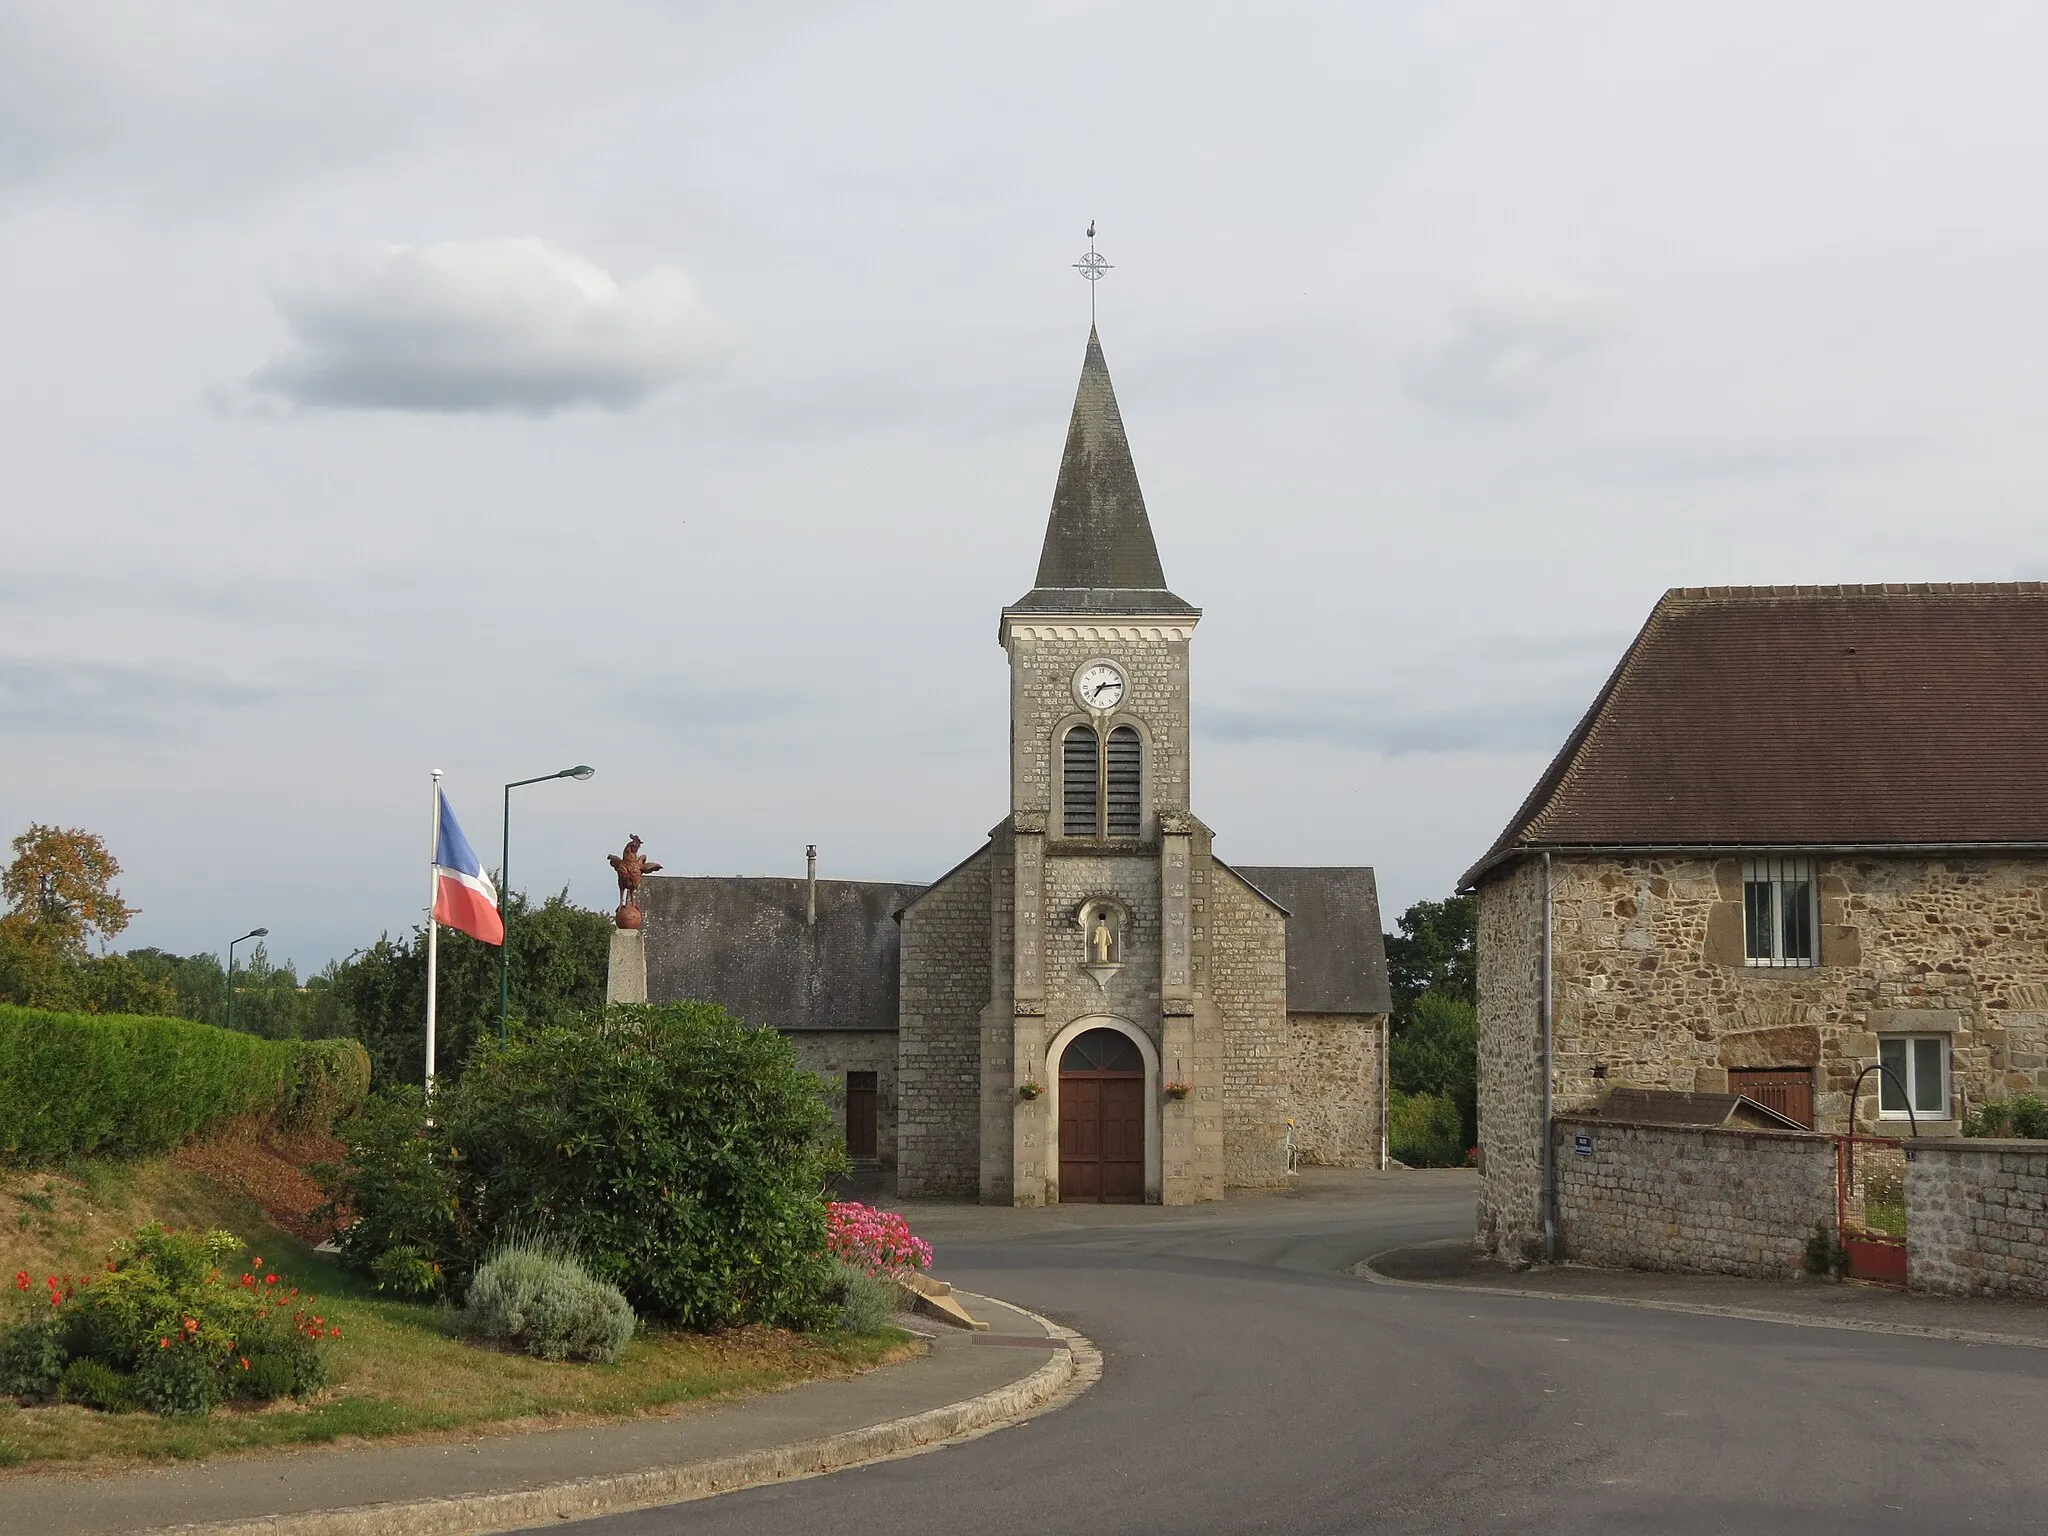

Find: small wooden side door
[845,1071,878,1159]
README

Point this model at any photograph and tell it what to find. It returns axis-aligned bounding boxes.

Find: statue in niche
[1090,912,1117,965]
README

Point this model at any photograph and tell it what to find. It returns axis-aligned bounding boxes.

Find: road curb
[143,1305,1100,1536]
[1356,1241,2048,1352]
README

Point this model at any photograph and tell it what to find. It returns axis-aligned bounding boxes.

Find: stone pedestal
[607,927,646,1006]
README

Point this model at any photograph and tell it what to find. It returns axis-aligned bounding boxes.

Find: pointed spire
[1008,328,1196,617]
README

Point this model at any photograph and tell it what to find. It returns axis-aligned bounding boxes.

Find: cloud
[1204,632,1626,756]
[0,657,279,738]
[1204,690,1585,756]
[1406,284,1611,419]
[246,239,719,414]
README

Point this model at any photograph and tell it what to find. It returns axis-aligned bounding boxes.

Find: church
[610,326,1390,1205]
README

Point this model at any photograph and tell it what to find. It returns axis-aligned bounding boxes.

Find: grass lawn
[0,1153,916,1473]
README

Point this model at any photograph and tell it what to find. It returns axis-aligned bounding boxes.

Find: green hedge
[0,1005,367,1164]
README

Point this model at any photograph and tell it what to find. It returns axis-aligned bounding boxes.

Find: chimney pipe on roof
[805,845,818,927]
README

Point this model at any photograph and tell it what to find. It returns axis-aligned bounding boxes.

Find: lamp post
[500,765,595,1037]
[225,927,268,1033]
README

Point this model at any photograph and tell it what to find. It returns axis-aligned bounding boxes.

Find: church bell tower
[982,326,1216,1205]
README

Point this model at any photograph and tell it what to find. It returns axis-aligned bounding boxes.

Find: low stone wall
[1553,1116,1837,1277]
[1907,1140,2048,1299]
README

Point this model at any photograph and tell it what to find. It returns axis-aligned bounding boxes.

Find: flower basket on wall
[1163,1081,1192,1101]
[1018,1081,1043,1101]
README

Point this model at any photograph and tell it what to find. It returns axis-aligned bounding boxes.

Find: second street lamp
[500,765,595,1037]
[225,927,268,1034]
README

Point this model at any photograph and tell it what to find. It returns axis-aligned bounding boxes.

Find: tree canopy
[1,824,138,957]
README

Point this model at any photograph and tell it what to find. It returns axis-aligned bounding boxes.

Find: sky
[6,1,2048,972]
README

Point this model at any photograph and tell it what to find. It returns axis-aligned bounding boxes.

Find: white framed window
[1878,1035,1949,1120]
[1743,857,1817,968]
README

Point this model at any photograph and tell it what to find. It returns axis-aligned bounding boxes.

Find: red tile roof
[1464,584,2048,886]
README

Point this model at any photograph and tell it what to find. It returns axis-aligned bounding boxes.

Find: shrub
[447,1004,846,1330]
[135,1344,222,1417]
[826,1203,933,1276]
[0,1225,336,1417]
[284,1038,372,1138]
[1803,1222,1849,1277]
[319,1087,464,1293]
[826,1261,899,1334]
[1389,1090,1465,1168]
[0,1004,297,1162]
[325,1005,847,1331]
[1966,1095,2048,1139]
[462,1241,636,1364]
[60,1356,138,1412]
[0,1314,65,1400]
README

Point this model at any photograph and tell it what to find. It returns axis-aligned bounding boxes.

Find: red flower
[12,1271,25,1291]
[265,1274,279,1286]
[159,1337,170,1348]
[240,1357,250,1370]
[250,1257,263,1267]
[329,1327,341,1338]
[241,1274,255,1288]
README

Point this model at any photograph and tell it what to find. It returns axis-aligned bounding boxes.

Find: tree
[1,824,139,958]
[1384,894,1476,1025]
[329,889,611,1090]
[1390,990,1478,1151]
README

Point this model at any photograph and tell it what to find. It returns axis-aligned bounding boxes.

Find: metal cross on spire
[1073,220,1111,324]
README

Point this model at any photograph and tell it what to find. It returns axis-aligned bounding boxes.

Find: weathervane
[1072,220,1111,323]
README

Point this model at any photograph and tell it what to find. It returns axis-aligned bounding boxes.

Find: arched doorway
[1058,1028,1146,1203]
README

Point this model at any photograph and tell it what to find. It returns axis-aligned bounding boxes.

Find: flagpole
[426,768,443,1095]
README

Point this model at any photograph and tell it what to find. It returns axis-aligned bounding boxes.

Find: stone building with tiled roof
[613,328,1390,1205]
[1464,584,2048,1262]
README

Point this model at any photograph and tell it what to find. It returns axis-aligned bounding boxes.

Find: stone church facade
[614,327,1389,1205]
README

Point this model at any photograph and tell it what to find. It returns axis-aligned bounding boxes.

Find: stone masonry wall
[897,848,991,1197]
[1477,858,1546,1261]
[1907,1140,2048,1300]
[786,1031,898,1169]
[1541,854,2048,1131]
[1209,864,1290,1188]
[1554,1117,1838,1277]
[1481,851,2048,1260]
[1005,626,1192,828]
[1041,851,1163,1048]
[1285,1013,1384,1167]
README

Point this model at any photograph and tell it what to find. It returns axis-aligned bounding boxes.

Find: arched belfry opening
[1057,1027,1146,1203]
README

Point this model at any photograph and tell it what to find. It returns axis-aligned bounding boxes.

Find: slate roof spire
[1005,327,1198,618]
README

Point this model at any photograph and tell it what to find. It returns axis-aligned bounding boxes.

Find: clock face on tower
[1074,661,1126,712]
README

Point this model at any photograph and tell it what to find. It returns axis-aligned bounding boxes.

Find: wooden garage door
[1729,1068,1815,1129]
[1059,1029,1145,1204]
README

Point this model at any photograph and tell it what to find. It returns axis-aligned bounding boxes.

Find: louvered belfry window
[1106,727,1141,837]
[1064,726,1100,837]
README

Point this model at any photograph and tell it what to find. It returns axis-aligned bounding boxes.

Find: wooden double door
[1058,1029,1146,1204]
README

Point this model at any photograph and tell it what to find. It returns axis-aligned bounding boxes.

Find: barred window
[1063,726,1099,838]
[1743,857,1816,967]
[1106,727,1142,837]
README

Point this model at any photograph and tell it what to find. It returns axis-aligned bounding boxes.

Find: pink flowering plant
[824,1202,933,1277]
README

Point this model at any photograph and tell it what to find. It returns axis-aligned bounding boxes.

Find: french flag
[433,789,504,946]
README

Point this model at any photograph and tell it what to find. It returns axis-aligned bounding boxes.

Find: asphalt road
[584,1173,2048,1535]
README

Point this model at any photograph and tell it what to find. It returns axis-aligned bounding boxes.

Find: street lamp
[500,765,595,1037]
[225,927,268,1034]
